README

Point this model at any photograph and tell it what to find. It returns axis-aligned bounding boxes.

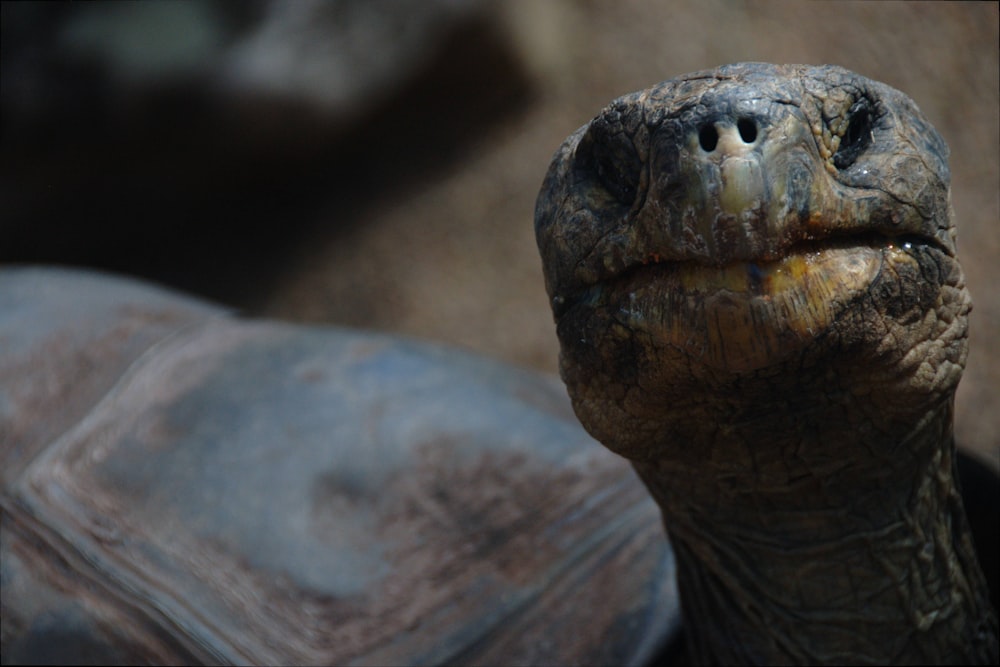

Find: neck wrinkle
[633,403,999,665]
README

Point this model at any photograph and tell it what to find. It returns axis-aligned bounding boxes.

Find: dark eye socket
[833,98,874,170]
[593,146,639,204]
[577,115,641,206]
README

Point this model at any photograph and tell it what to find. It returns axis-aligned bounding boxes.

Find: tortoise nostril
[737,117,757,143]
[699,124,719,152]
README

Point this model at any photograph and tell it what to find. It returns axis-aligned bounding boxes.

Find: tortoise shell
[0,267,679,665]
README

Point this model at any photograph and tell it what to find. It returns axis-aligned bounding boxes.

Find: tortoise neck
[633,400,998,665]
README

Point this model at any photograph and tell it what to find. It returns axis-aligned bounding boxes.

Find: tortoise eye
[833,98,874,170]
[593,145,639,205]
[577,113,641,206]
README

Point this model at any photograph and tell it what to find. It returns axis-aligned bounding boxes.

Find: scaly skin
[535,63,998,664]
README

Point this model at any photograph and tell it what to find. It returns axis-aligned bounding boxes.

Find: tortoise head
[533,60,996,667]
[534,63,970,461]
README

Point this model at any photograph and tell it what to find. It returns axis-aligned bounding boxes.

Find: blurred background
[2,1,997,466]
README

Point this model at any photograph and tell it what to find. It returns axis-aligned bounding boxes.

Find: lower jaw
[586,243,914,373]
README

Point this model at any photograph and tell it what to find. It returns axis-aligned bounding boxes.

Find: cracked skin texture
[535,63,999,664]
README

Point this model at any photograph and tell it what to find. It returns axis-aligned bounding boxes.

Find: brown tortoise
[2,63,998,665]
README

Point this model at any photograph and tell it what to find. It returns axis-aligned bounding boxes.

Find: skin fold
[535,63,998,664]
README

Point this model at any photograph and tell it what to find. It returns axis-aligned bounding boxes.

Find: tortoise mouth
[553,232,951,372]
[553,232,945,322]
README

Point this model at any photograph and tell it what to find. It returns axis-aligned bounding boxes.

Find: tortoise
[535,62,999,663]
[1,62,997,665]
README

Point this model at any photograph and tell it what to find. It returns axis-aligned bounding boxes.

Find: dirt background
[2,1,997,467]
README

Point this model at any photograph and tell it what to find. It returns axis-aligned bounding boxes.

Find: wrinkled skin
[535,63,999,664]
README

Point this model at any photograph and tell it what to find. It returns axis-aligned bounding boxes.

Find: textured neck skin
[632,399,998,665]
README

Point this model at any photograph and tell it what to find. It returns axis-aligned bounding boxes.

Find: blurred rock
[3,0,489,124]
[221,0,483,113]
[0,0,529,301]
